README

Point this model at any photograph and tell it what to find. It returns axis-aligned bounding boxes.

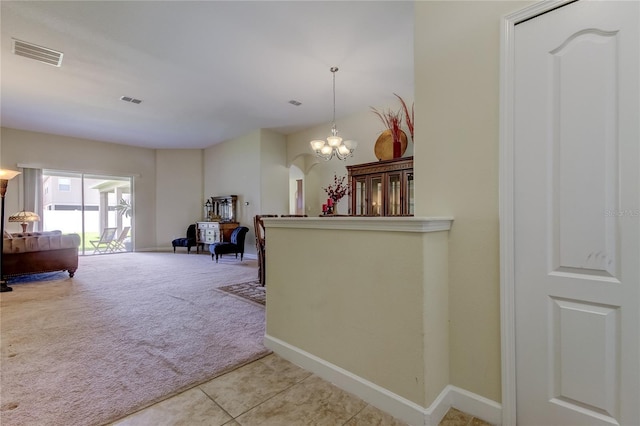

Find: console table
[196,221,239,252]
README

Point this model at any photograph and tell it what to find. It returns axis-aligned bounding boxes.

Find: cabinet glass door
[406,171,414,215]
[387,173,402,216]
[370,175,383,216]
[354,177,367,215]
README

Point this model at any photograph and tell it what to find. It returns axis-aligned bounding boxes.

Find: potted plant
[115,198,132,218]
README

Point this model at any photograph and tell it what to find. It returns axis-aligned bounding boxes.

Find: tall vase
[392,139,402,158]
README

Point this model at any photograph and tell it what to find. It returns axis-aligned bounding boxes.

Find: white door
[514,1,639,425]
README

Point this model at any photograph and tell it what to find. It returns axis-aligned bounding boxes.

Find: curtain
[22,168,43,232]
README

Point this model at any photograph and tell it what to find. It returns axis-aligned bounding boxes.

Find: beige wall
[204,129,290,256]
[415,1,534,402]
[0,127,159,250]
[204,130,260,255]
[156,149,203,249]
[259,129,289,215]
[266,223,450,407]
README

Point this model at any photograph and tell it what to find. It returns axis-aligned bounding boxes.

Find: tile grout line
[201,361,315,424]
[341,403,368,425]
[195,387,235,425]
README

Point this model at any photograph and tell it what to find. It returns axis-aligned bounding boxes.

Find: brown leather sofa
[2,230,81,279]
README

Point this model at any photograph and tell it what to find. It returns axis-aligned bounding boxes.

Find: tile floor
[110,353,492,426]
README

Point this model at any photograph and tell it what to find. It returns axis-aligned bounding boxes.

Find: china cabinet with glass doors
[346,157,414,216]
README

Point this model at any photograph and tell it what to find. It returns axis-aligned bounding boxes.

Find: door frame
[499,1,574,424]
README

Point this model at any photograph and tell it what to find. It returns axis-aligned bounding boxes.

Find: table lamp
[8,210,41,233]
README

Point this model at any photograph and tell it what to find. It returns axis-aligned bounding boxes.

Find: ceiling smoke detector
[12,39,63,67]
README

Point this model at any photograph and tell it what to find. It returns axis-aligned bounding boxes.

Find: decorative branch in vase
[394,93,414,141]
[371,106,404,158]
[322,173,350,215]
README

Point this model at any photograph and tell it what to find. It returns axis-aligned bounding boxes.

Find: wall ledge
[262,216,453,233]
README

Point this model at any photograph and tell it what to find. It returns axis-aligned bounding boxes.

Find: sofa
[2,230,81,279]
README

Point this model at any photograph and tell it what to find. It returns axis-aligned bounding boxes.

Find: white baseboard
[264,335,502,426]
[443,385,503,426]
[143,247,257,260]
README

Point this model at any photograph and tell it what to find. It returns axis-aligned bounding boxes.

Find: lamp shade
[0,170,21,180]
[8,211,40,223]
[8,210,40,232]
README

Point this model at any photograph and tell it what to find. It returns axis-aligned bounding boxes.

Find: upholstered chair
[172,224,197,253]
[209,226,249,263]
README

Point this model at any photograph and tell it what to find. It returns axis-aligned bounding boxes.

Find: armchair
[209,226,249,263]
[172,224,197,253]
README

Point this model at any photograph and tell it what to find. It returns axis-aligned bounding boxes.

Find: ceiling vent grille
[12,39,63,67]
[120,96,142,104]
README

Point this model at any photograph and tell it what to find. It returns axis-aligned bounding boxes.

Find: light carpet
[0,252,269,426]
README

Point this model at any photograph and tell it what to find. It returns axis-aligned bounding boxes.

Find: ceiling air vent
[120,96,142,104]
[12,38,63,67]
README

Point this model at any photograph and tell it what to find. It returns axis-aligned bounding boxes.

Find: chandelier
[310,67,357,161]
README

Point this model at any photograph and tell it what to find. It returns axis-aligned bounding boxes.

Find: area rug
[218,280,265,306]
[0,252,269,426]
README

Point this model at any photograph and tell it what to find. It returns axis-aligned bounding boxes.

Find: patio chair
[108,226,130,252]
[90,227,117,254]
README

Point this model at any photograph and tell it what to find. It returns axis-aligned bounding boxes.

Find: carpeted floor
[218,280,265,306]
[0,252,269,426]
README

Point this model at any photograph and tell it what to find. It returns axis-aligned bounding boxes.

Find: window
[58,178,71,192]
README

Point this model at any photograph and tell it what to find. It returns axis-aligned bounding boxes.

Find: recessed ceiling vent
[120,96,142,104]
[288,100,302,106]
[12,38,63,67]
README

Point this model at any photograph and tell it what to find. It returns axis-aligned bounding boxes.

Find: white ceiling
[1,1,414,149]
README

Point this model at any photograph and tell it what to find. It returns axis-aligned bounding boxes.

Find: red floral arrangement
[323,173,350,204]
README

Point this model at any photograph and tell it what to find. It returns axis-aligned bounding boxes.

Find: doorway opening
[42,170,133,255]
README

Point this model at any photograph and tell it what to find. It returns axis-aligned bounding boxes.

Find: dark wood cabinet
[347,157,414,216]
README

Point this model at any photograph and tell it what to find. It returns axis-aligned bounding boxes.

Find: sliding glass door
[42,170,132,255]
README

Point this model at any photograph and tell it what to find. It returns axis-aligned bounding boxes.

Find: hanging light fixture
[310,67,357,161]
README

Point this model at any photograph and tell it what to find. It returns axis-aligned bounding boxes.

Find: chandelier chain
[331,67,337,125]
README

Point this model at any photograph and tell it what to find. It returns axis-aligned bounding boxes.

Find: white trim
[447,385,503,426]
[499,2,574,425]
[264,335,501,426]
[17,163,142,178]
[262,216,453,233]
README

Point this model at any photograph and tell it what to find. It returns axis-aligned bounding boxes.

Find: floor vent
[12,39,63,67]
